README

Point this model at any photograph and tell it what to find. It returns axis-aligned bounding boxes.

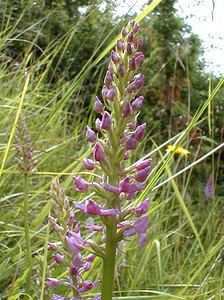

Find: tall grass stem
[23,173,31,293]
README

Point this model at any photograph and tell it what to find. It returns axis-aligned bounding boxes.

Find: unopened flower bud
[101,111,112,130]
[134,73,145,89]
[52,253,64,264]
[70,266,78,276]
[86,126,97,143]
[94,96,104,114]
[48,242,59,250]
[71,222,79,234]
[118,62,126,77]
[124,150,130,160]
[126,81,137,93]
[111,50,120,63]
[127,31,134,43]
[132,96,144,111]
[52,222,62,233]
[64,196,70,210]
[135,39,144,50]
[134,166,151,182]
[121,27,128,37]
[126,134,137,150]
[122,102,132,117]
[132,22,140,34]
[104,70,113,87]
[116,39,124,52]
[83,261,91,271]
[106,85,116,101]
[126,42,132,55]
[127,119,137,129]
[129,20,135,27]
[134,122,146,141]
[48,215,56,225]
[108,61,114,73]
[94,142,106,161]
[95,118,102,131]
[85,225,103,232]
[86,253,96,262]
[129,57,136,71]
[83,158,96,170]
[102,84,109,98]
[134,52,144,66]
[135,158,152,170]
[66,209,75,226]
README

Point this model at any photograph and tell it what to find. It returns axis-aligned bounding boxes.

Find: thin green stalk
[101,216,117,300]
[40,223,50,300]
[23,173,32,293]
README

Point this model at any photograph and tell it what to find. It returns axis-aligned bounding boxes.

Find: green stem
[24,173,32,294]
[101,98,121,299]
[101,216,117,300]
[71,275,79,298]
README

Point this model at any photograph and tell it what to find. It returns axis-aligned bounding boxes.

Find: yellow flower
[166,144,190,156]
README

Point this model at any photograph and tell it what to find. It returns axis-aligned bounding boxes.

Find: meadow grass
[0,1,224,299]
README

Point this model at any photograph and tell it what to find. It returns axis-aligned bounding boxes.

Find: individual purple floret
[119,177,146,194]
[73,176,91,193]
[134,166,151,182]
[45,278,61,288]
[74,199,119,216]
[133,199,150,217]
[123,216,150,248]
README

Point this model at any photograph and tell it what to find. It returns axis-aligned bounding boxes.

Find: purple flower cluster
[47,20,151,300]
[14,116,37,173]
[74,20,151,248]
[46,179,100,300]
[204,173,214,199]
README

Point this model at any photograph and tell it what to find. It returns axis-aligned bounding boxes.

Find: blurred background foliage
[1,0,223,139]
